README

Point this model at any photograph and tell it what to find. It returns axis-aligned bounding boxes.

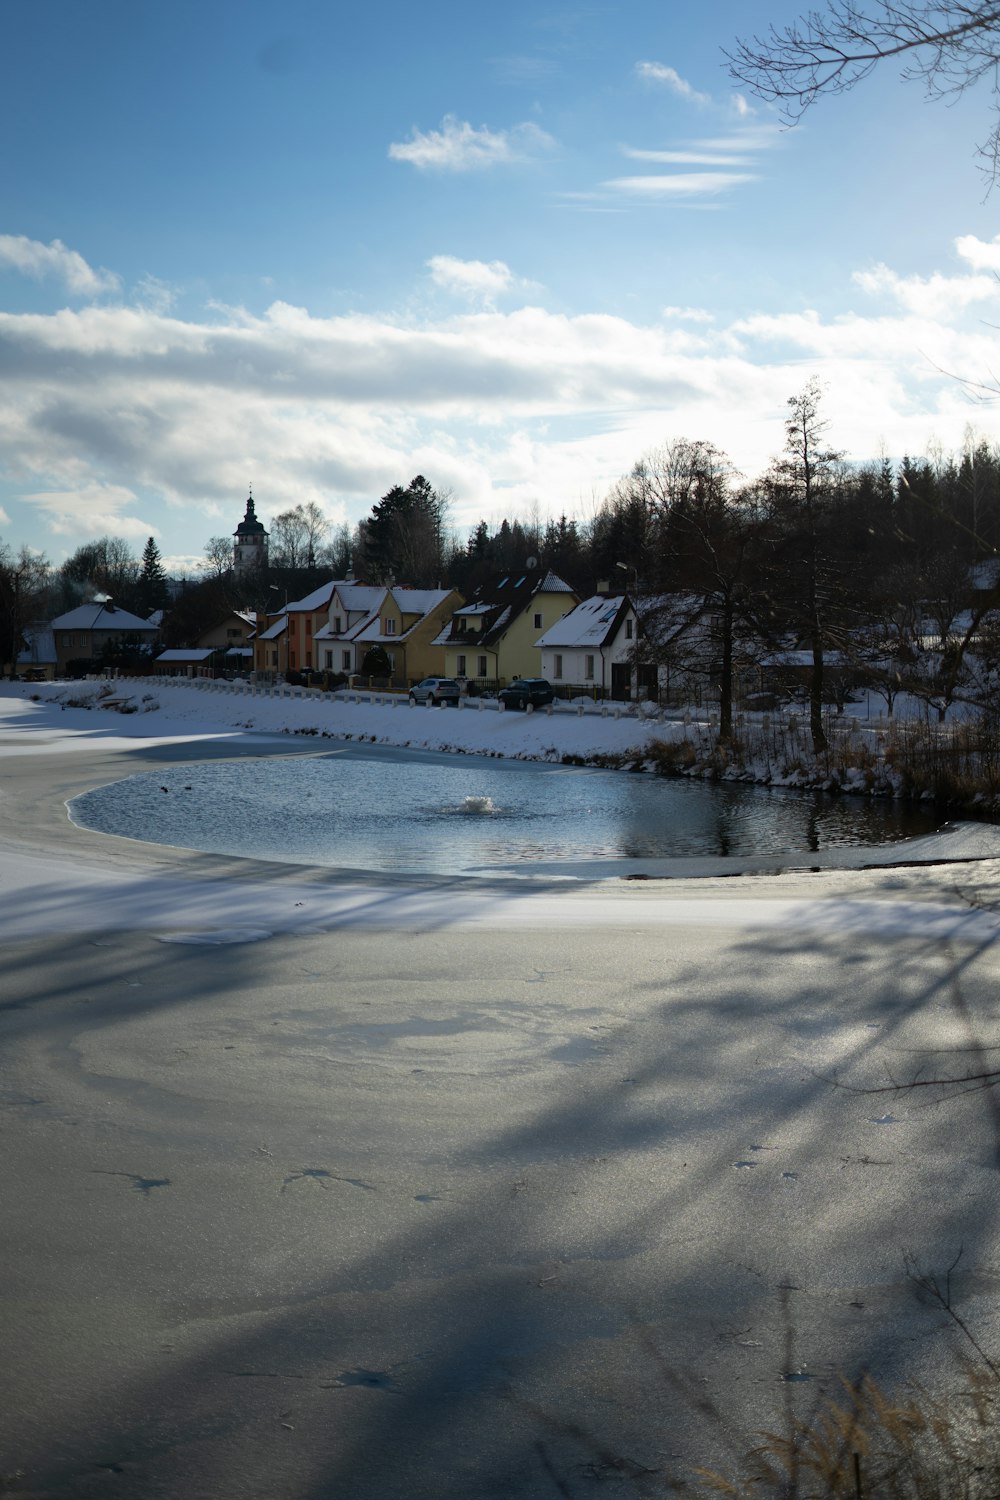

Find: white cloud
[388,115,555,170]
[23,482,149,539]
[604,173,757,197]
[955,232,1000,272]
[623,148,753,166]
[426,255,521,304]
[731,93,754,118]
[662,306,715,323]
[852,261,997,319]
[635,62,710,107]
[695,130,783,152]
[133,274,176,314]
[0,235,120,297]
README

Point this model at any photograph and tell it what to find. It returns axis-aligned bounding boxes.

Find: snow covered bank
[4,677,663,762]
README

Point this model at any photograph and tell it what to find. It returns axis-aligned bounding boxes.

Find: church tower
[233,489,268,577]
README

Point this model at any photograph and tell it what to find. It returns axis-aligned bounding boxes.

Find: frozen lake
[68,742,942,876]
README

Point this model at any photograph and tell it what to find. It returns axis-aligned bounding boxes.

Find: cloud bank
[0,235,996,564]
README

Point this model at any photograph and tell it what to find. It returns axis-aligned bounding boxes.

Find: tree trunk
[718,596,735,743]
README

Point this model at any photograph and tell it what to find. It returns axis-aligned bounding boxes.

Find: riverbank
[12,677,1000,821]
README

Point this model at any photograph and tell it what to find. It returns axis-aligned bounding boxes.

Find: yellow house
[351,587,462,686]
[435,571,577,688]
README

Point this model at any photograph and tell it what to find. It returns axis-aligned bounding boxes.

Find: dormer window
[333,615,342,633]
[385,618,397,635]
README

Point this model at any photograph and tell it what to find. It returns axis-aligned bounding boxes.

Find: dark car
[409,676,461,705]
[498,677,555,711]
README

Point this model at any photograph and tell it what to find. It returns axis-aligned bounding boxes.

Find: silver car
[408,676,461,705]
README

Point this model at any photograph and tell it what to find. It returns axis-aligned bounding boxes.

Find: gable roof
[352,588,454,646]
[51,601,159,633]
[332,583,385,616]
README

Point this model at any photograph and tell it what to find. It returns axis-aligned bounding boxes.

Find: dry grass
[689,1364,1000,1499]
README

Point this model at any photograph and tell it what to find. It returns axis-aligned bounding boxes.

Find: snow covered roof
[334,584,385,614]
[536,595,627,649]
[390,588,452,615]
[286,579,342,613]
[51,602,160,633]
[537,571,575,594]
[636,593,709,648]
[155,648,214,663]
[258,618,287,641]
[455,602,492,617]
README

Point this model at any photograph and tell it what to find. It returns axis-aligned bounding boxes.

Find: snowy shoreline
[12,676,999,823]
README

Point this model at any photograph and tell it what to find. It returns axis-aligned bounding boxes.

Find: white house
[313,583,387,675]
[535,593,637,698]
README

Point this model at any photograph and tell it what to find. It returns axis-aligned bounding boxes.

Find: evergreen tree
[136,537,169,617]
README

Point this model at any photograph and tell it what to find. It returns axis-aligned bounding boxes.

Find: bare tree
[767,380,845,753]
[60,536,139,609]
[0,545,50,678]
[269,508,311,570]
[200,536,234,580]
[727,2,1000,181]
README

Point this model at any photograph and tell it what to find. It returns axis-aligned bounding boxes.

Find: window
[386,652,395,672]
[226,628,241,639]
[585,655,594,680]
[333,615,342,633]
[385,619,397,635]
[457,654,466,676]
[533,613,542,629]
[325,651,333,669]
[554,654,563,679]
[477,655,487,678]
[342,650,351,670]
[626,618,634,639]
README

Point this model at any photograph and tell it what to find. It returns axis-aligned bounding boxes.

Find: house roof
[283,579,341,615]
[636,592,709,648]
[51,601,159,633]
[388,587,453,616]
[333,584,384,615]
[536,594,628,650]
[350,589,454,647]
[258,618,287,641]
[155,648,215,663]
[435,571,576,650]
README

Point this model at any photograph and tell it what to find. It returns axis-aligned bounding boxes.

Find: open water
[68,742,943,877]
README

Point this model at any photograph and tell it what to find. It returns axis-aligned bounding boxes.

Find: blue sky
[2,0,1000,572]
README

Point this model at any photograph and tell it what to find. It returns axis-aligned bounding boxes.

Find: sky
[2,0,1000,575]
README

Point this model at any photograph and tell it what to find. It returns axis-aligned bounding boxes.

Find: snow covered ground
[3,679,1000,1497]
[9,673,669,761]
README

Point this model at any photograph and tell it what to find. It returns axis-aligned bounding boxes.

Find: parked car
[409,676,461,705]
[498,678,555,711]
